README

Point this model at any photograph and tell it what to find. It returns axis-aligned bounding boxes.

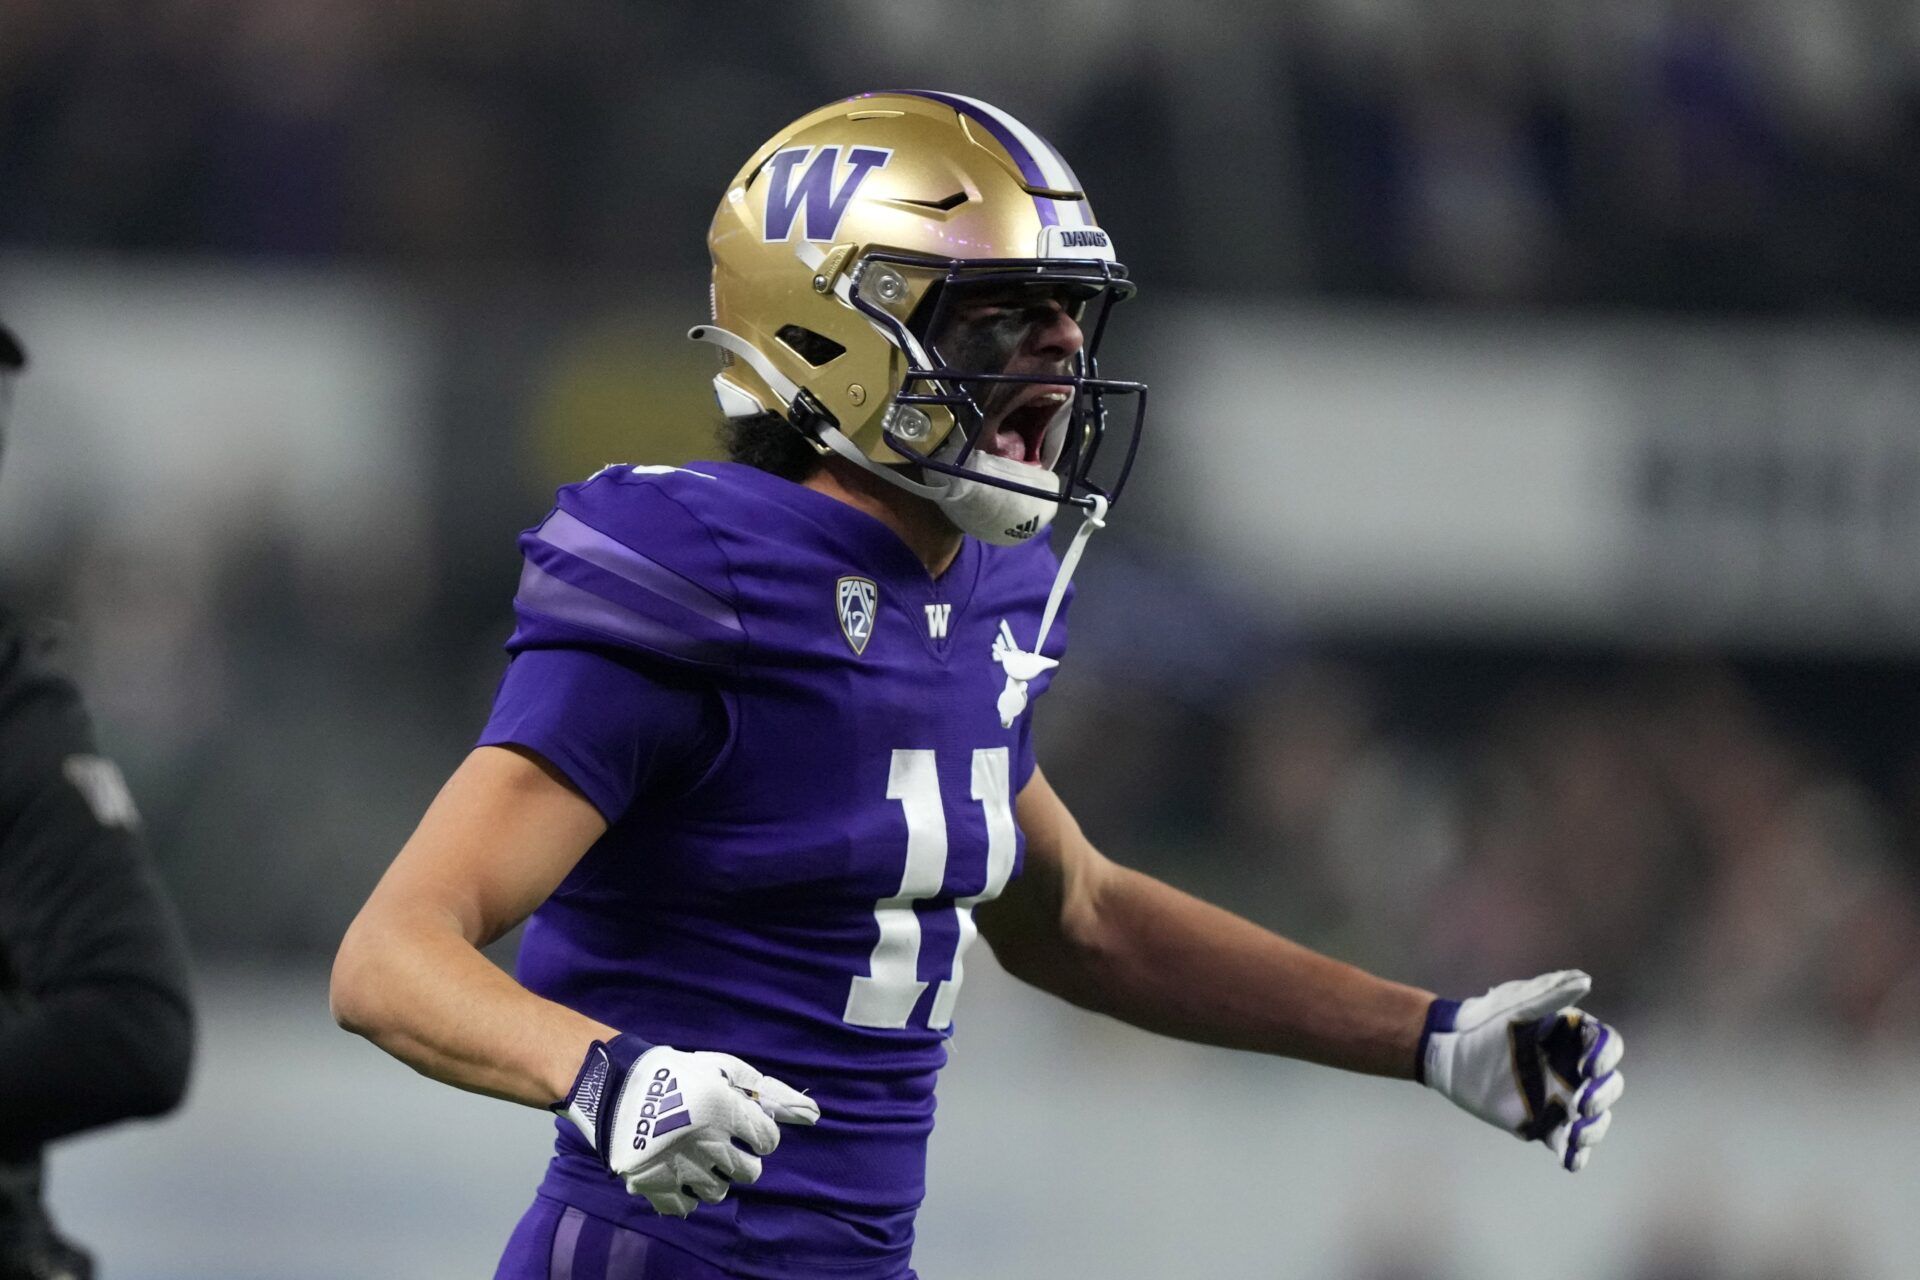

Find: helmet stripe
[895,90,1087,229]
[937,92,1083,192]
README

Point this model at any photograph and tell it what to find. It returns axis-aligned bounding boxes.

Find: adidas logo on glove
[632,1068,691,1150]
[556,1035,821,1218]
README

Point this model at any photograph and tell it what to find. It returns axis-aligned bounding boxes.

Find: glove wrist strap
[1412,997,1460,1088]
[553,1033,654,1157]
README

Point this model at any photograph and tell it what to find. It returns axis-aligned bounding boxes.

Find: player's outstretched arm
[976,767,1623,1171]
[329,746,816,1213]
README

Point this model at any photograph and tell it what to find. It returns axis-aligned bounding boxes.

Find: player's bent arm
[329,744,616,1108]
[332,743,820,1216]
[977,766,1431,1078]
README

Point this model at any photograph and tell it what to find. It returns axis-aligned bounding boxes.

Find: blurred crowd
[1212,656,1920,1040]
[1282,1,1920,312]
[4,0,1919,314]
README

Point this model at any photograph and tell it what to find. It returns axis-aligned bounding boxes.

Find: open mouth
[981,388,1070,464]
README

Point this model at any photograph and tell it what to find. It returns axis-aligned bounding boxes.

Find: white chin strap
[990,490,1104,726]
[690,323,1109,726]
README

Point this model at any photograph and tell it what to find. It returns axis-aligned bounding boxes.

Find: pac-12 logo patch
[837,576,879,655]
[763,145,891,242]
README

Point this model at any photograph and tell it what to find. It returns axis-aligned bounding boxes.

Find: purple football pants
[494,1195,925,1280]
[495,1197,729,1280]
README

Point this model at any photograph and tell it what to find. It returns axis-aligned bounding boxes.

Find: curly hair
[719,411,823,483]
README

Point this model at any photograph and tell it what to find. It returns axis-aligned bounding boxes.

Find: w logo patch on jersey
[837,576,879,655]
[762,145,891,242]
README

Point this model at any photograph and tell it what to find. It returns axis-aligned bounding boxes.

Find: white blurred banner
[1161,303,1920,648]
[0,257,431,577]
[9,258,1920,653]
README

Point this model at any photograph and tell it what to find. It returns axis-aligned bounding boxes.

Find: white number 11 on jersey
[843,748,1017,1031]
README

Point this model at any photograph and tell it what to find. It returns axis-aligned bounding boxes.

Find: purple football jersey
[484,462,1069,1279]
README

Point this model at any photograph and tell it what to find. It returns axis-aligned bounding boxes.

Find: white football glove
[556,1035,820,1216]
[1417,970,1625,1172]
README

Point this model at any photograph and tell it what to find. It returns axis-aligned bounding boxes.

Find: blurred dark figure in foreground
[0,323,195,1280]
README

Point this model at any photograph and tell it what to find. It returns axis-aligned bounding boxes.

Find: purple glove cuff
[553,1032,655,1156]
[1412,997,1460,1086]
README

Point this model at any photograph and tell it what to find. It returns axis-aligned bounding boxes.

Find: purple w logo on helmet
[761,145,891,243]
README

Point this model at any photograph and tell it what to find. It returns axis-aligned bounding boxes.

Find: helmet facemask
[846,252,1146,545]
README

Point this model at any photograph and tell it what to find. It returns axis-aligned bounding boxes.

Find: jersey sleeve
[507,467,746,671]
[477,647,726,825]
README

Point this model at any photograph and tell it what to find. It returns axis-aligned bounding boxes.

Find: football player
[331,93,1625,1280]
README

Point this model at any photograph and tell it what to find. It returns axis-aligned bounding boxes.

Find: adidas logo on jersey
[631,1068,692,1150]
[1003,515,1041,540]
[925,603,951,639]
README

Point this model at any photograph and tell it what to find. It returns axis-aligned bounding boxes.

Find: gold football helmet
[690,90,1146,545]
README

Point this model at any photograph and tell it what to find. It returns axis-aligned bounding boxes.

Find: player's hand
[1416,970,1625,1172]
[556,1035,820,1216]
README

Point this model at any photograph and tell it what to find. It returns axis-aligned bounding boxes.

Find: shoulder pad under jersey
[506,464,745,670]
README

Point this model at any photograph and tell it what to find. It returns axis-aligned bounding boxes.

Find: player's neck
[802,458,965,579]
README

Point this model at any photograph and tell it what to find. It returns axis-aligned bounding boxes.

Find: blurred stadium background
[5,1,1920,1276]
